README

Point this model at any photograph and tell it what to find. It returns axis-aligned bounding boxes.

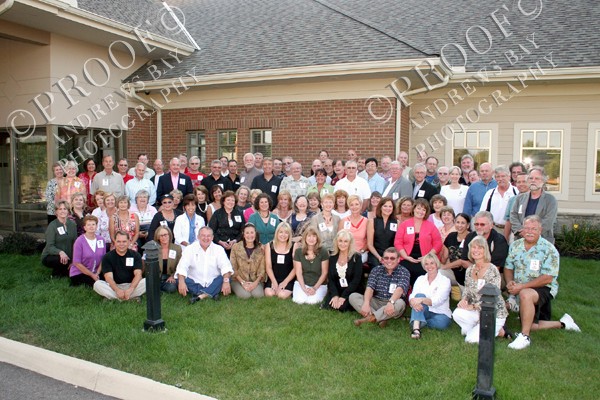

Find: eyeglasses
[383,256,397,260]
[473,223,488,227]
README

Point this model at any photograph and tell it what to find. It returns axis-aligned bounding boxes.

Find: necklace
[197,203,208,213]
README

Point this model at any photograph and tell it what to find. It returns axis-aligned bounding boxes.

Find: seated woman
[131,189,158,250]
[394,198,443,287]
[148,194,183,242]
[248,193,279,245]
[273,190,293,223]
[69,215,106,287]
[68,191,89,237]
[290,195,314,242]
[362,191,382,219]
[173,194,205,248]
[41,200,78,277]
[154,226,181,293]
[338,195,368,263]
[395,196,414,224]
[208,190,245,255]
[109,195,140,251]
[366,197,398,270]
[230,223,266,299]
[293,226,329,304]
[194,185,210,224]
[452,236,510,343]
[438,206,456,241]
[427,194,447,229]
[206,185,223,222]
[307,191,321,214]
[331,189,350,219]
[408,253,452,340]
[264,222,296,299]
[440,213,471,299]
[322,230,363,312]
[309,193,340,252]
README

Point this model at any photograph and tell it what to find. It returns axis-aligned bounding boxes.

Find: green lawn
[1,255,598,400]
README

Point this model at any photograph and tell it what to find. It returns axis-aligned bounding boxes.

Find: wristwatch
[223,278,230,283]
[389,299,395,305]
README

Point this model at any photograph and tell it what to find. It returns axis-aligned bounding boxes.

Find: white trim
[585,123,600,202]
[450,66,600,83]
[445,123,498,167]
[556,208,600,216]
[513,123,571,201]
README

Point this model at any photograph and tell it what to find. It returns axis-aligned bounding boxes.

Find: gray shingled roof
[101,0,599,82]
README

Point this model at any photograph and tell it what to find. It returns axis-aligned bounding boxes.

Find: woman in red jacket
[394,198,443,287]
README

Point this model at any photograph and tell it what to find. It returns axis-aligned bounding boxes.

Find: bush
[555,222,600,260]
[0,232,43,255]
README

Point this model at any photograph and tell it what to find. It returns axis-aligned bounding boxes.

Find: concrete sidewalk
[0,337,216,400]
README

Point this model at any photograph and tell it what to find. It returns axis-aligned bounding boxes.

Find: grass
[1,255,599,400]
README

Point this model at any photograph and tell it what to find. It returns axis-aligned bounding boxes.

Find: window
[218,130,237,161]
[187,131,206,171]
[595,130,600,193]
[586,124,600,201]
[520,129,563,192]
[451,129,491,168]
[251,129,272,157]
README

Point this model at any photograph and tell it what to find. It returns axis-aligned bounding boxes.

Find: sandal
[411,328,421,340]
[501,325,514,340]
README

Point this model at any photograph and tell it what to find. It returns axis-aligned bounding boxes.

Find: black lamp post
[142,240,165,332]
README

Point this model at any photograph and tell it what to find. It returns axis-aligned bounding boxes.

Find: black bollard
[472,283,501,400]
[142,240,165,332]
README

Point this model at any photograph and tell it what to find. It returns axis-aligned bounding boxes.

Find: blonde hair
[332,229,356,258]
[468,235,492,264]
[272,222,293,252]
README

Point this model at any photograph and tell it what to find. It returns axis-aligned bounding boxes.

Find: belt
[494,223,505,229]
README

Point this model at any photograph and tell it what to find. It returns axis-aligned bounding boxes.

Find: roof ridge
[311,0,435,57]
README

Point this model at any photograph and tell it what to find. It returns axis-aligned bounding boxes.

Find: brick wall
[126,98,406,174]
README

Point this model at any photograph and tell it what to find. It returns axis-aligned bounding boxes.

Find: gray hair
[473,210,494,224]
[135,189,150,201]
[528,166,548,183]
[494,165,510,176]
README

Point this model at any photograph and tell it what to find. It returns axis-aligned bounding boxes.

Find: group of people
[41,149,580,349]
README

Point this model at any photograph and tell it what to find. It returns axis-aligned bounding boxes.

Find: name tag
[340,278,348,288]
[318,222,327,232]
[392,193,399,200]
[218,183,224,189]
[160,220,168,227]
[271,185,278,193]
[74,181,81,188]
[388,283,397,294]
[344,221,351,229]
[406,226,414,234]
[97,240,104,248]
[322,189,329,194]
[169,249,177,259]
[390,223,397,232]
[530,259,540,271]
[234,215,242,223]
[270,218,277,226]
[277,254,285,264]
[459,240,465,248]
[300,183,306,189]
[126,257,134,267]
[477,278,485,291]
[57,227,66,235]
[179,178,185,185]
[418,190,425,198]
[518,204,523,214]
[102,179,109,186]
[240,176,246,183]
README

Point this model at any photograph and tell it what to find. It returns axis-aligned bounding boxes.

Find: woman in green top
[42,200,78,277]
[292,225,329,304]
[307,169,334,198]
[248,193,280,244]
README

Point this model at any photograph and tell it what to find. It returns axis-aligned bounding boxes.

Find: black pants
[42,255,69,277]
[70,274,96,287]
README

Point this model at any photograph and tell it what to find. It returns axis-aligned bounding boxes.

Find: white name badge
[234,215,242,223]
[270,218,277,226]
[102,179,109,186]
[179,178,185,185]
[74,181,81,188]
[322,189,329,194]
[218,183,224,189]
[340,278,348,288]
[477,278,485,291]
[407,226,415,234]
[97,240,104,248]
[126,257,134,266]
[518,204,523,214]
[57,227,66,235]
[418,190,425,198]
[169,249,177,259]
[392,193,399,200]
[160,220,168,227]
[318,222,327,232]
[277,254,285,264]
[530,259,540,271]
[344,221,351,229]
[271,185,278,193]
[459,240,465,248]
[300,183,306,189]
[390,223,397,232]
[240,176,246,183]
[388,283,397,294]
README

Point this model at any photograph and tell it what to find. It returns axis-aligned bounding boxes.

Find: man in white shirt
[126,162,157,205]
[382,161,412,201]
[175,227,233,303]
[334,160,371,211]
[127,153,155,179]
[480,165,517,231]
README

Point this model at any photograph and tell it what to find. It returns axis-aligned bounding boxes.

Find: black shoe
[189,295,202,305]
[502,325,514,340]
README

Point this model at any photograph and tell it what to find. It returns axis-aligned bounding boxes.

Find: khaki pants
[93,279,146,300]
[349,293,406,321]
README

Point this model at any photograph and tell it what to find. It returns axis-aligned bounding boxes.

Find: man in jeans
[349,247,410,328]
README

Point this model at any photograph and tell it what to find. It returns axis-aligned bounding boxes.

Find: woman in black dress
[208,190,245,255]
[366,197,398,271]
[264,222,296,299]
[440,212,471,298]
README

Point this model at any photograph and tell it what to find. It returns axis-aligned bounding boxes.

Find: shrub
[0,232,43,255]
[555,222,600,260]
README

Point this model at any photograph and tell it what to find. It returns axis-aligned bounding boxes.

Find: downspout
[128,86,162,159]
[0,0,14,15]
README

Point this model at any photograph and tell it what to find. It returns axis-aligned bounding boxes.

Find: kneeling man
[175,226,233,303]
[505,215,580,350]
[349,247,410,328]
[94,231,146,301]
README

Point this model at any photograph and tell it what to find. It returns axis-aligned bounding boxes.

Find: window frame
[586,123,600,202]
[187,130,206,172]
[445,123,498,168]
[250,128,273,158]
[217,130,238,162]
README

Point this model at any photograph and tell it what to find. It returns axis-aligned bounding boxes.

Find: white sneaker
[560,313,581,332]
[508,333,530,350]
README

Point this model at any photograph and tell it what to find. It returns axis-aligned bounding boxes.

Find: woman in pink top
[338,195,368,263]
[394,198,443,287]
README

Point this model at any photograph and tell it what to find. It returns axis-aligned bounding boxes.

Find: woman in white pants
[453,235,511,343]
[292,226,329,304]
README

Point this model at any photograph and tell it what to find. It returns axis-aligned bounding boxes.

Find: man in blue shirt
[464,162,497,216]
